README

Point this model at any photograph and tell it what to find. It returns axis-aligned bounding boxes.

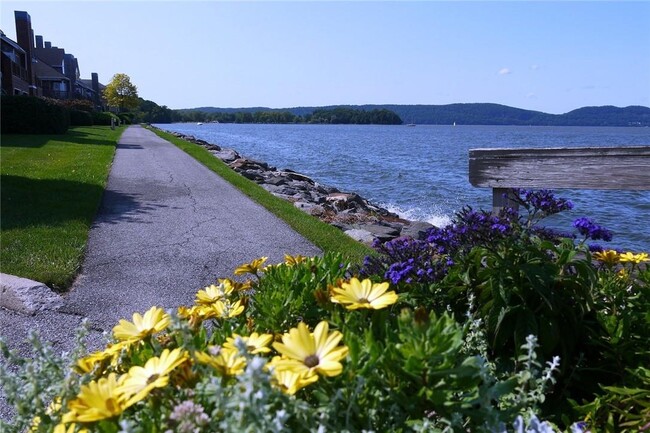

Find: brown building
[1,10,106,109]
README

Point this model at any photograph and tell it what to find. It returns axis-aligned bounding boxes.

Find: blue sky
[1,1,648,114]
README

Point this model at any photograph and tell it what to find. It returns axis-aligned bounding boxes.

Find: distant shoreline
[174,103,650,127]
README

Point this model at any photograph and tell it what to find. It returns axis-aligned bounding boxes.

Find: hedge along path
[0,126,125,290]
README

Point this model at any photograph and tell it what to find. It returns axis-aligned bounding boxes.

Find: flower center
[357,297,369,304]
[304,354,320,368]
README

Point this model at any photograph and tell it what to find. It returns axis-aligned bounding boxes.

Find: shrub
[118,112,134,124]
[56,99,94,112]
[0,95,70,134]
[69,110,94,126]
[91,111,120,126]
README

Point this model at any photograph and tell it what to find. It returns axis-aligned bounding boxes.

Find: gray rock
[358,224,401,241]
[265,176,288,186]
[0,273,63,315]
[294,202,325,216]
[214,149,239,162]
[344,229,375,244]
[240,170,265,182]
[282,171,315,184]
[400,221,435,240]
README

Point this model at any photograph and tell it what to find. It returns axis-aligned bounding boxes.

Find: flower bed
[1,190,648,433]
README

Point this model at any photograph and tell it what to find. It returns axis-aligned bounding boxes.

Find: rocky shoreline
[159,129,435,245]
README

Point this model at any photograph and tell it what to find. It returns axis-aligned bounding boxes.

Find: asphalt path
[0,125,320,419]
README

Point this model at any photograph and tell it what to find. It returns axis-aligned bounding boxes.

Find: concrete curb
[0,273,63,315]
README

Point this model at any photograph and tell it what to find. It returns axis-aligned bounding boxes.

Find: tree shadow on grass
[0,128,118,149]
[0,175,169,231]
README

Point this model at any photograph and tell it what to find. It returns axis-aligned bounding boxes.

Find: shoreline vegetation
[150,126,432,247]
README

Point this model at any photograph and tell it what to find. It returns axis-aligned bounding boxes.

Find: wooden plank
[469,146,650,190]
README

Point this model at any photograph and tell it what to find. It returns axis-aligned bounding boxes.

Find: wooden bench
[468,146,650,212]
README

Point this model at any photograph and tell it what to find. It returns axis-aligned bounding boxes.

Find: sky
[1,1,649,114]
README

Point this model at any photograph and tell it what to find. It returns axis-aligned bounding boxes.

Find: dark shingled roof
[0,31,25,54]
[34,47,65,68]
[33,59,69,81]
[79,78,106,91]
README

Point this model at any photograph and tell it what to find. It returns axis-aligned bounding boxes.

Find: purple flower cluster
[361,189,585,287]
[573,217,613,242]
[361,237,448,285]
[514,189,574,216]
[425,207,518,255]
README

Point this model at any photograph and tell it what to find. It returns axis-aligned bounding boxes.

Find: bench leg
[492,188,519,215]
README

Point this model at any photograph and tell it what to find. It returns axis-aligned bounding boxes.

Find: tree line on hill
[176,103,650,127]
[170,107,403,125]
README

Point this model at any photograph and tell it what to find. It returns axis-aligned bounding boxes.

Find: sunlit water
[155,123,650,251]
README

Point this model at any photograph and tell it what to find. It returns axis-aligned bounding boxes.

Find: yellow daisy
[195,347,246,376]
[112,307,171,342]
[331,278,398,310]
[195,281,234,305]
[76,341,129,373]
[272,321,348,377]
[64,373,129,423]
[619,252,650,264]
[234,257,268,275]
[223,332,273,354]
[212,299,245,319]
[120,348,188,406]
[284,254,308,266]
[271,369,318,395]
[593,249,620,265]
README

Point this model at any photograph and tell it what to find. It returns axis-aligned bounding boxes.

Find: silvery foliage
[196,337,325,433]
[0,321,90,433]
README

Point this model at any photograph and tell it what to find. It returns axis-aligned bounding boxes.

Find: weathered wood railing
[469,146,650,212]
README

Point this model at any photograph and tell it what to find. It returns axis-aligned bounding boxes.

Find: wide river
[154,123,650,252]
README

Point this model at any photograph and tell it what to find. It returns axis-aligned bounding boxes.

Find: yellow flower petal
[65,373,128,423]
[331,278,398,310]
[112,307,170,342]
[272,321,347,378]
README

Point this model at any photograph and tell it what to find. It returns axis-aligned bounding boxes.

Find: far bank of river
[155,123,650,251]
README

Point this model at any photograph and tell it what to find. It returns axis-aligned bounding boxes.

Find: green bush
[69,110,94,126]
[91,111,120,126]
[118,112,134,124]
[0,95,70,134]
[57,99,94,112]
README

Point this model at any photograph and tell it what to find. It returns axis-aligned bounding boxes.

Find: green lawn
[149,127,374,263]
[1,126,124,290]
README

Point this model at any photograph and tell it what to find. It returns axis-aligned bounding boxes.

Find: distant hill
[178,104,650,127]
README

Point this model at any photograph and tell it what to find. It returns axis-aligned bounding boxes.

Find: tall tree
[104,73,139,112]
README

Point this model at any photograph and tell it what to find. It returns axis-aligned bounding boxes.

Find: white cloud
[498,68,512,75]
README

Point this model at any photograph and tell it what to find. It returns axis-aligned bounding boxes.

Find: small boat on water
[406,123,416,127]
[197,122,203,125]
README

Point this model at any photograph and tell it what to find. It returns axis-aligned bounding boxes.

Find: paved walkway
[0,125,320,419]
